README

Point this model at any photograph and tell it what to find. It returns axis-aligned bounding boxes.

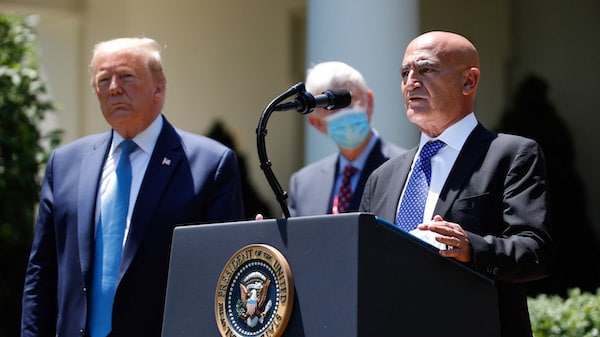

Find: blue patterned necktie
[89,140,137,337]
[396,140,445,231]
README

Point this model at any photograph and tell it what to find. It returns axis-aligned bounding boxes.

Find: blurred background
[1,0,599,334]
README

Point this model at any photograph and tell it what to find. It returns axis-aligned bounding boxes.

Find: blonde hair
[89,37,165,87]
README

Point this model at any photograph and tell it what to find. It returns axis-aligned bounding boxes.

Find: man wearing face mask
[288,61,406,216]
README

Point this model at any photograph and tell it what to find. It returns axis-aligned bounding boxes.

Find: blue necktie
[89,140,137,337]
[396,140,445,232]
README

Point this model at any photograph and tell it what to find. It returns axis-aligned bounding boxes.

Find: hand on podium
[418,215,472,263]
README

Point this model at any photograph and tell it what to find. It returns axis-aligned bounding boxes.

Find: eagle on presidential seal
[236,271,273,328]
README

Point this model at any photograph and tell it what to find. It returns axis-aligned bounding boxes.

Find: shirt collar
[110,114,163,155]
[419,112,478,152]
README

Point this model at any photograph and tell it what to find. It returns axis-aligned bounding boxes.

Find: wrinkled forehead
[402,37,447,66]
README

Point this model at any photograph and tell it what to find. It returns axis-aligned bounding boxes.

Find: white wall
[305,0,420,164]
[3,0,599,229]
[1,0,305,217]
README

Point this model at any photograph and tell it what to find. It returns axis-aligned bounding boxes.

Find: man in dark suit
[359,31,553,337]
[20,37,244,337]
[288,61,405,216]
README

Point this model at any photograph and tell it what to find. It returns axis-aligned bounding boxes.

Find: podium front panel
[162,213,500,337]
[162,214,367,337]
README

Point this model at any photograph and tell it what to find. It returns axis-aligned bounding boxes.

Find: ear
[154,79,166,97]
[463,67,480,96]
[308,114,329,135]
[365,90,375,123]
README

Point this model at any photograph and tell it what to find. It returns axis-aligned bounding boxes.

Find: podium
[162,213,501,336]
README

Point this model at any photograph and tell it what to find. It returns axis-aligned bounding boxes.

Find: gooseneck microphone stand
[257,82,351,218]
[256,82,306,218]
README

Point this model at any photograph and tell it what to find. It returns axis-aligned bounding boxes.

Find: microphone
[274,88,351,114]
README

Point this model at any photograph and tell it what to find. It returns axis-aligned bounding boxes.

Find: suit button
[80,328,86,336]
[83,287,87,293]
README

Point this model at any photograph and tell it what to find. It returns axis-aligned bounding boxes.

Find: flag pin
[162,157,171,166]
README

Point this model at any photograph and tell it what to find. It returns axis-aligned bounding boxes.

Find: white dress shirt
[397,112,478,225]
[95,115,163,245]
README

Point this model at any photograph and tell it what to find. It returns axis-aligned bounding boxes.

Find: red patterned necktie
[333,165,357,214]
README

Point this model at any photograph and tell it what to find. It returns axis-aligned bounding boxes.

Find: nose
[108,76,122,95]
[403,69,421,91]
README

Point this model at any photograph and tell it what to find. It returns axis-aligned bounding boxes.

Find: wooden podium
[162,213,501,336]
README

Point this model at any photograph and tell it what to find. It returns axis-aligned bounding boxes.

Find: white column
[305,0,420,163]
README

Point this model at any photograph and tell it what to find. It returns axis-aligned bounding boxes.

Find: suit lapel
[317,154,338,214]
[78,133,111,282]
[117,120,183,281]
[434,124,495,217]
[350,139,386,209]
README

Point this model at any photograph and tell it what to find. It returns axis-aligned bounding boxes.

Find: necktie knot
[342,165,357,178]
[120,139,137,157]
[419,140,445,161]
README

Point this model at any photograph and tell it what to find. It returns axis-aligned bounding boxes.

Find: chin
[106,109,133,120]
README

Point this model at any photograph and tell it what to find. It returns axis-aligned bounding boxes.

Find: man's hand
[418,215,472,263]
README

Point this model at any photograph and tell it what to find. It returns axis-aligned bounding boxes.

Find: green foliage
[0,13,61,337]
[529,288,600,337]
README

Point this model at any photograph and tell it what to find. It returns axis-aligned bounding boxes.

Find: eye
[400,68,410,79]
[96,76,110,87]
[419,67,433,75]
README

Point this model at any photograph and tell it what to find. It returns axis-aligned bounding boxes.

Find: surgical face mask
[325,107,371,149]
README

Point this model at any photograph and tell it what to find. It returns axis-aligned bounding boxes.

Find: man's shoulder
[371,146,414,177]
[378,138,407,158]
[291,152,338,179]
[173,128,235,158]
[480,128,541,156]
[54,132,110,155]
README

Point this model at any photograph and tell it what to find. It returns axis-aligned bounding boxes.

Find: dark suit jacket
[21,117,245,337]
[288,138,405,217]
[360,124,553,337]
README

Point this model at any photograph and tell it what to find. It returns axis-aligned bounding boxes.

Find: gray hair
[305,61,368,95]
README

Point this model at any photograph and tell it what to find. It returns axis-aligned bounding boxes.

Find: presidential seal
[215,244,294,337]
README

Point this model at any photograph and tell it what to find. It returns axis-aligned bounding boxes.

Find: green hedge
[0,13,59,337]
[528,288,600,337]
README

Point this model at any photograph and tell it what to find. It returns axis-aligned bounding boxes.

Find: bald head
[406,31,479,70]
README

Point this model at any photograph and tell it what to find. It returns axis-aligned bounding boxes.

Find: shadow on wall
[496,74,600,296]
[205,120,274,219]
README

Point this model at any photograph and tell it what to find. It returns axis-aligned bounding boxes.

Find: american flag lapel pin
[161,157,171,166]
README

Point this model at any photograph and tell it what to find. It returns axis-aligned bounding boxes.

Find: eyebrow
[401,59,437,71]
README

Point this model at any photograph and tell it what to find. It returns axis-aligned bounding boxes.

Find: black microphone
[274,88,351,114]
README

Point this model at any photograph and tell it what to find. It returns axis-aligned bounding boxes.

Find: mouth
[406,96,426,105]
[107,102,132,116]
[406,95,425,102]
[109,102,129,109]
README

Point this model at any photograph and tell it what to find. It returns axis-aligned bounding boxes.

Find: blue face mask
[325,107,371,149]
